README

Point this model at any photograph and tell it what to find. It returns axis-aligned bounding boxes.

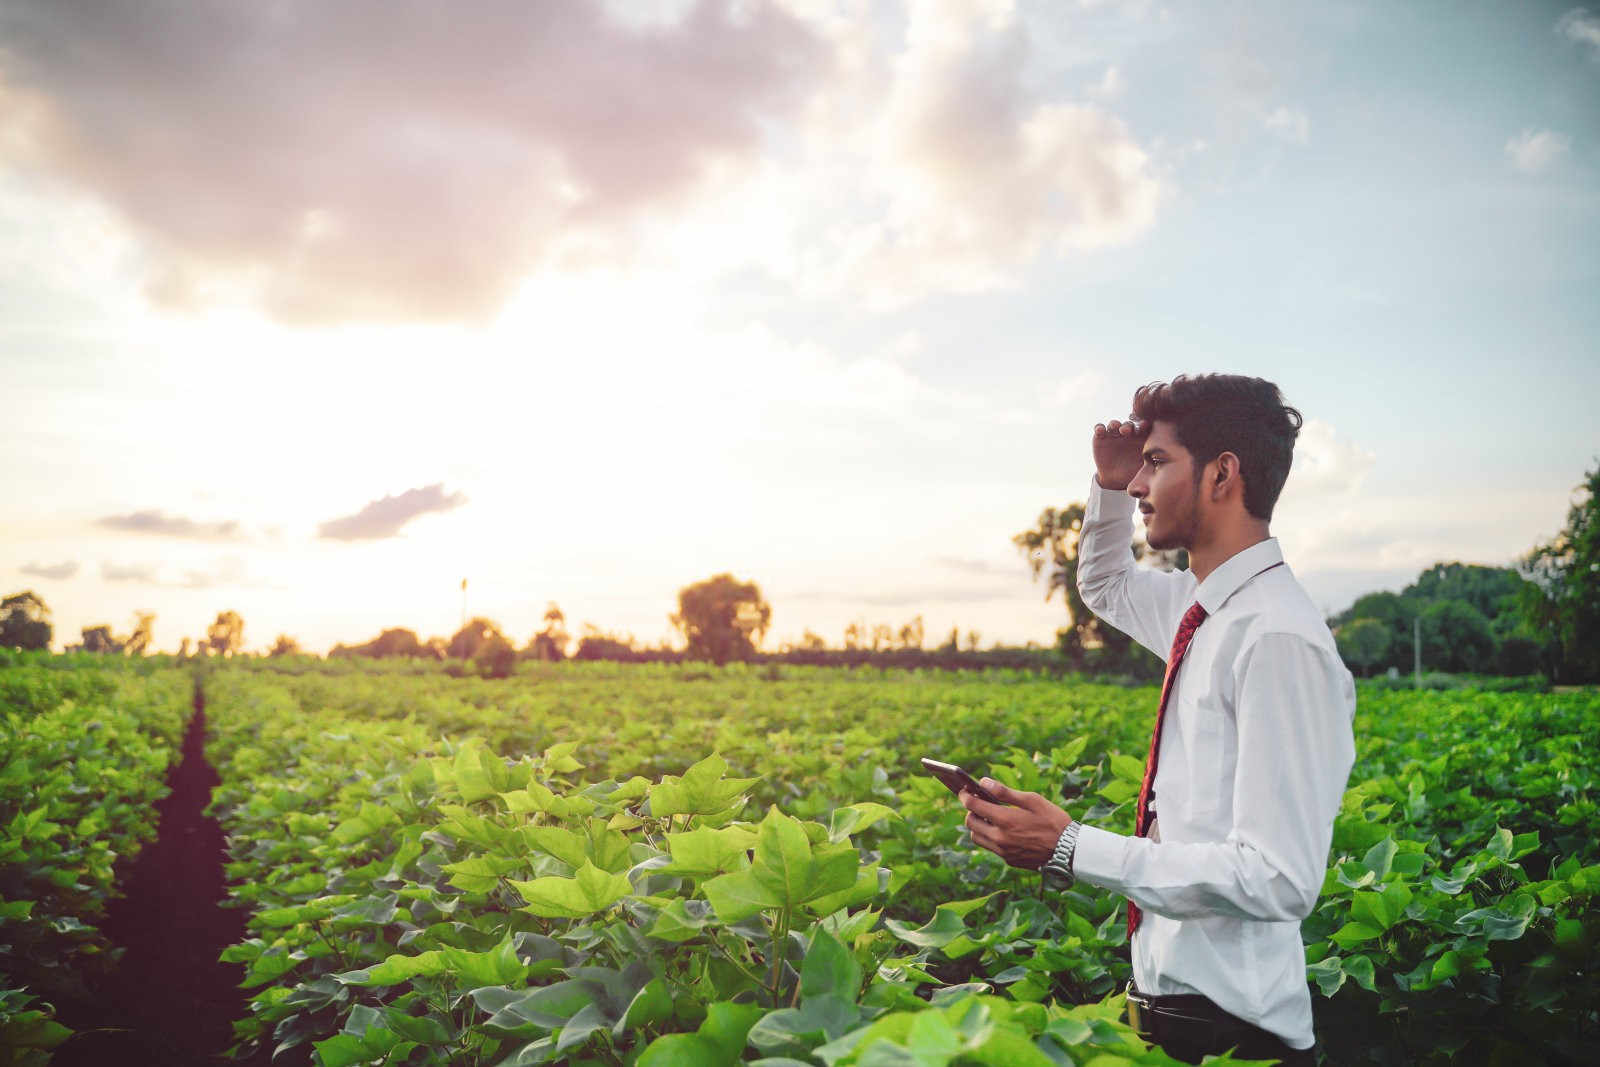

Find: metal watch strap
[1042,822,1080,888]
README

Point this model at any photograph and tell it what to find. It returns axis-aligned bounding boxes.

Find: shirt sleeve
[1075,475,1197,660]
[1071,632,1356,922]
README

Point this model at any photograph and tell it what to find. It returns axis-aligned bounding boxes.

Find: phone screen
[920,758,1003,806]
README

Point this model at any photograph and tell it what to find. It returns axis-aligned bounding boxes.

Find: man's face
[1126,419,1201,551]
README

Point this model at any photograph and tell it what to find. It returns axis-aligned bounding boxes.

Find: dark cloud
[101,561,161,583]
[318,483,467,541]
[0,0,829,322]
[95,509,244,539]
[20,560,78,580]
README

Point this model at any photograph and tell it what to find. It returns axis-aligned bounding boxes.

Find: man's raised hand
[1091,418,1148,492]
[961,778,1072,870]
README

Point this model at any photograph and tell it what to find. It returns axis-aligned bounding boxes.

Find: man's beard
[1146,487,1199,551]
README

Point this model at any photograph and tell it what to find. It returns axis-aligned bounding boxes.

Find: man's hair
[1131,374,1303,521]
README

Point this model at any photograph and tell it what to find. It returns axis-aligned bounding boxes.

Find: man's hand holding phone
[959,778,1073,871]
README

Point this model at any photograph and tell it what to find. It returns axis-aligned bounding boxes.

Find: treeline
[5,460,1595,683]
[1329,460,1599,683]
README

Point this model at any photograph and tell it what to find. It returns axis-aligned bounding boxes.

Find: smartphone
[920,758,1005,806]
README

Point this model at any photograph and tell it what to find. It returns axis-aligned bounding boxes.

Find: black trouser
[1126,984,1316,1065]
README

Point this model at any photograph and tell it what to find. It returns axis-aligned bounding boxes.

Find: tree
[1519,460,1600,682]
[475,633,518,678]
[524,603,571,662]
[125,612,155,656]
[897,615,925,650]
[869,624,893,652]
[0,591,51,651]
[1013,504,1180,670]
[207,610,245,656]
[1418,600,1497,674]
[574,625,638,661]
[448,617,505,660]
[1331,591,1417,673]
[1407,562,1529,621]
[269,634,302,657]
[670,573,771,665]
[965,629,982,652]
[1335,618,1391,677]
[843,622,864,651]
[797,630,828,652]
[81,625,121,654]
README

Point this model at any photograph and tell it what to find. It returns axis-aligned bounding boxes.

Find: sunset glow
[4,0,1597,654]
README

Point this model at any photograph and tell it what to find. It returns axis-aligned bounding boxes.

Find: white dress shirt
[1069,476,1356,1050]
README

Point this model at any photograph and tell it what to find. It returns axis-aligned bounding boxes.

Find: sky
[2,0,1597,655]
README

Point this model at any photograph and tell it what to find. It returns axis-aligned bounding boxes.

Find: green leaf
[335,951,447,987]
[802,928,863,1001]
[454,744,500,804]
[442,854,521,895]
[441,936,529,986]
[1350,884,1412,932]
[650,755,758,818]
[638,1034,724,1066]
[555,1002,613,1054]
[618,977,674,1035]
[828,803,899,843]
[648,897,716,941]
[1343,954,1377,992]
[1329,921,1382,950]
[1360,837,1397,881]
[1096,779,1139,805]
[1306,956,1344,997]
[662,826,757,877]
[749,996,860,1055]
[704,869,783,922]
[1108,753,1145,783]
[512,860,633,919]
[699,1001,765,1061]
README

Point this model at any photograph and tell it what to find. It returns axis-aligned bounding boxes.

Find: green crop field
[2,654,1596,1066]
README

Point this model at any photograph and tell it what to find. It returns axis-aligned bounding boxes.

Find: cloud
[787,582,1023,607]
[95,509,243,539]
[1557,8,1600,59]
[933,556,1020,576]
[1086,65,1126,100]
[101,561,161,583]
[1052,369,1108,407]
[20,560,78,580]
[174,556,248,590]
[1505,128,1571,174]
[1280,419,1375,500]
[318,484,468,541]
[97,555,277,589]
[818,0,1164,306]
[0,0,829,323]
[1263,105,1309,144]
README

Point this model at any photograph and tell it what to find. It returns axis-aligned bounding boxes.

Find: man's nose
[1127,474,1147,499]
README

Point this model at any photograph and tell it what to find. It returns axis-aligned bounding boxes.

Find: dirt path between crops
[53,679,270,1066]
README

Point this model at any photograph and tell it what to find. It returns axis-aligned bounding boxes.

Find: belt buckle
[1124,981,1149,1035]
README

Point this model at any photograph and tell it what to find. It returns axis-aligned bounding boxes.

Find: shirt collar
[1193,537,1285,616]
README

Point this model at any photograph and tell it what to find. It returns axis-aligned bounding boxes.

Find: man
[960,374,1355,1064]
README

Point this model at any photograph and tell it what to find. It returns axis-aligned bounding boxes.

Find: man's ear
[1212,451,1242,500]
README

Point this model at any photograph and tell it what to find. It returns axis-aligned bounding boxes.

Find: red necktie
[1127,600,1209,939]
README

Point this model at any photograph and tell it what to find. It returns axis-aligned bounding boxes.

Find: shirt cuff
[1085,475,1136,525]
[1067,823,1130,890]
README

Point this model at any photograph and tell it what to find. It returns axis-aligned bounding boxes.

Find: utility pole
[1413,615,1422,689]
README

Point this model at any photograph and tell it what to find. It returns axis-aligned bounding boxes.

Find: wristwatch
[1041,822,1081,890]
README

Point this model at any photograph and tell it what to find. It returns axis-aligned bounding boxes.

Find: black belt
[1124,983,1236,1032]
[1124,983,1313,1065]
